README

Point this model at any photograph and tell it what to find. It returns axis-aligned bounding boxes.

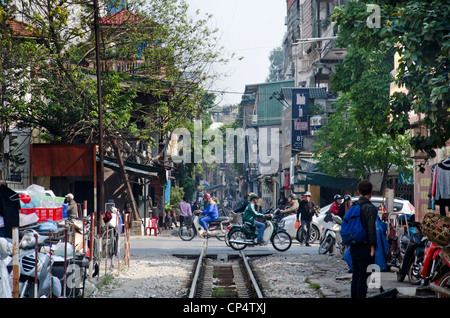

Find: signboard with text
[292,89,309,150]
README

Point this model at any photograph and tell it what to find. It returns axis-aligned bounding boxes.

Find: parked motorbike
[419,241,447,288]
[179,210,230,241]
[397,222,426,284]
[432,249,450,298]
[5,229,62,298]
[227,209,292,252]
[318,212,344,255]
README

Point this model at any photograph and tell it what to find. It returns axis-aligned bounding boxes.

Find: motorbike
[4,229,62,298]
[179,210,230,241]
[396,221,426,284]
[318,212,344,255]
[227,209,292,252]
[431,249,450,298]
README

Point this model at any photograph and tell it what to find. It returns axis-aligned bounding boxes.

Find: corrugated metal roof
[252,80,295,125]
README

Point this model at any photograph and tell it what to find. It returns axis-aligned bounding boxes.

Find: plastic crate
[20,207,63,222]
[20,208,36,215]
[35,207,63,222]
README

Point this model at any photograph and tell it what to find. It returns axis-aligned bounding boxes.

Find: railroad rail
[188,238,264,298]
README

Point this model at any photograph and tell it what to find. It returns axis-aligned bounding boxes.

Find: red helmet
[203,193,211,200]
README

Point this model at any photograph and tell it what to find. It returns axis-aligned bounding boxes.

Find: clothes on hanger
[429,159,450,216]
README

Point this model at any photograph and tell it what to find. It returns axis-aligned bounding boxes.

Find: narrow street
[1,0,449,303]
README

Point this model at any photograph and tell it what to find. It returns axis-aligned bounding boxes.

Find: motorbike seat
[212,216,229,223]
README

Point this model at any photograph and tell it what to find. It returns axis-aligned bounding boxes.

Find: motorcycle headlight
[20,233,34,248]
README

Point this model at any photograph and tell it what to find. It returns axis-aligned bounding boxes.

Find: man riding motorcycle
[199,193,219,236]
[243,193,266,244]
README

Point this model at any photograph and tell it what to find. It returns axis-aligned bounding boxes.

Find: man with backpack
[342,180,378,298]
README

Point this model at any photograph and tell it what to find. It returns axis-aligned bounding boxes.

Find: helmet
[333,194,342,201]
[203,193,211,200]
[249,193,258,201]
[287,193,296,199]
[344,194,351,201]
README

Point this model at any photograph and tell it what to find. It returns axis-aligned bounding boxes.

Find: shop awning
[99,156,162,178]
[296,170,359,191]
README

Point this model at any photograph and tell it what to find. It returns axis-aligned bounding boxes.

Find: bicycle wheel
[179,224,196,241]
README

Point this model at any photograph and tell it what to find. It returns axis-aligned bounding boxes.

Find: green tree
[165,185,184,212]
[266,46,284,82]
[314,47,412,193]
[2,0,235,160]
[331,0,450,167]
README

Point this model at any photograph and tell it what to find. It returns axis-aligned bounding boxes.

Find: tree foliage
[1,0,235,163]
[314,47,412,193]
[331,0,450,162]
[266,46,284,82]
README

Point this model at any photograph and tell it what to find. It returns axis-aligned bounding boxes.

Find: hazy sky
[186,0,287,106]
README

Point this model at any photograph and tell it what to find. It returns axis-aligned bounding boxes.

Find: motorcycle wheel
[408,256,424,285]
[318,235,334,254]
[271,231,292,252]
[396,272,406,282]
[436,271,450,298]
[228,229,247,251]
[179,224,196,241]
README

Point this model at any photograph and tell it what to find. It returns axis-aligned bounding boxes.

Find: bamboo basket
[421,213,450,247]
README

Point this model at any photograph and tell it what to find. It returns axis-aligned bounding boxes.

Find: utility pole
[93,0,104,230]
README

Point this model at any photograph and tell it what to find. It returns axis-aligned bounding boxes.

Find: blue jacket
[201,199,219,218]
[344,215,390,272]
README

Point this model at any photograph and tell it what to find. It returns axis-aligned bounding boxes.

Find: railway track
[188,238,264,298]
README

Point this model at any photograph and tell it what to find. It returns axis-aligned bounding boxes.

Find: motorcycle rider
[338,194,352,219]
[199,193,219,236]
[243,193,266,244]
[280,193,299,218]
[330,194,342,215]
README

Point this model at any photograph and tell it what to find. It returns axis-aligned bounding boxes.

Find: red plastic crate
[20,207,63,222]
[20,208,35,215]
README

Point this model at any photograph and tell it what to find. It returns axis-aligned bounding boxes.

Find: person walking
[178,196,192,226]
[296,191,316,246]
[349,180,378,298]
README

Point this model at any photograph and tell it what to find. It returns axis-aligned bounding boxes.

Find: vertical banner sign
[292,89,309,150]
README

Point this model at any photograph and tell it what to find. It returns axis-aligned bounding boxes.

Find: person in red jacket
[330,194,342,215]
